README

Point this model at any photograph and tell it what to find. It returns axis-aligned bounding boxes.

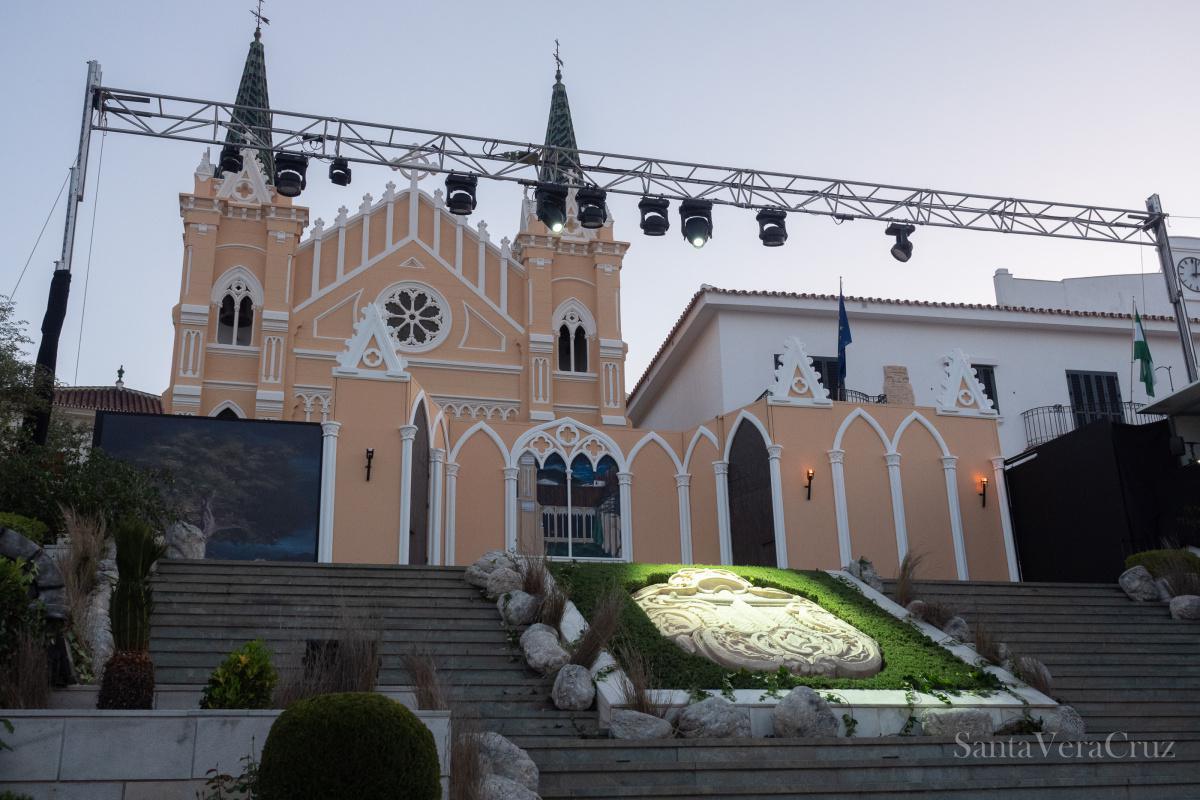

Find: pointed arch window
[555,304,591,373]
[216,277,255,346]
[533,452,621,559]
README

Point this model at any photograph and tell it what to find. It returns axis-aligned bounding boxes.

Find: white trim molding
[713,460,732,565]
[992,457,1020,582]
[318,421,341,563]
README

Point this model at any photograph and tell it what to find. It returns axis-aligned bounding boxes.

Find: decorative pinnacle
[251,0,270,40]
[554,39,563,82]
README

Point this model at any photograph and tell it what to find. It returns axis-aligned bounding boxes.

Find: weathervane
[251,0,270,38]
[554,39,563,80]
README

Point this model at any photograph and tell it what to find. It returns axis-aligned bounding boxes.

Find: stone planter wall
[0,707,451,800]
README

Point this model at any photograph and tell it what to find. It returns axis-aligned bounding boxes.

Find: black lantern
[274,152,309,198]
[679,199,714,248]
[445,173,478,215]
[535,183,569,233]
[638,197,670,236]
[886,222,915,262]
[576,187,608,229]
[329,157,352,187]
[756,208,788,247]
[219,145,243,174]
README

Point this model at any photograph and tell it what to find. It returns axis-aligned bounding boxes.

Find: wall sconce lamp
[978,476,988,507]
[365,448,375,481]
[805,468,815,501]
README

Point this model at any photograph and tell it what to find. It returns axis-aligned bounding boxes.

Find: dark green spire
[539,63,580,184]
[224,27,274,182]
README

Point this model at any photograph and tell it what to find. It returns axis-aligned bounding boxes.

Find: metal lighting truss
[96,85,1154,246]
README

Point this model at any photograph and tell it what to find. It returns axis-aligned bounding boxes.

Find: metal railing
[832,388,888,404]
[1021,402,1166,449]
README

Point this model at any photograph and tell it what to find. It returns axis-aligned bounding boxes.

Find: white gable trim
[333,303,409,380]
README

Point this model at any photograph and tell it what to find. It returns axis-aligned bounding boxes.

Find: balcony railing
[832,388,888,404]
[1021,402,1166,449]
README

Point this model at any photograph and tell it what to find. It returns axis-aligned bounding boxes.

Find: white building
[627,240,1200,458]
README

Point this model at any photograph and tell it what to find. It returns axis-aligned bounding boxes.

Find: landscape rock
[905,599,927,620]
[164,521,206,560]
[499,590,541,627]
[552,663,595,711]
[486,567,523,598]
[38,587,68,621]
[1169,595,1200,621]
[32,550,65,589]
[1118,566,1162,602]
[844,558,884,592]
[465,563,492,588]
[1043,705,1086,739]
[519,623,569,674]
[0,528,40,561]
[773,686,839,738]
[677,696,751,739]
[477,549,517,574]
[942,616,972,642]
[480,774,540,800]
[610,708,674,740]
[920,708,994,738]
[84,557,117,676]
[476,731,539,792]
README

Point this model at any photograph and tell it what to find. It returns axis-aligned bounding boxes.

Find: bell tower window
[216,278,255,346]
[573,327,588,372]
[553,299,595,374]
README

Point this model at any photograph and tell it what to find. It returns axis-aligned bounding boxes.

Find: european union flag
[837,290,852,384]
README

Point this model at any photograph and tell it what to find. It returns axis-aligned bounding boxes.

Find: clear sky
[3,0,1200,395]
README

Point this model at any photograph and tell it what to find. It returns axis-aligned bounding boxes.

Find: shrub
[538,585,568,629]
[97,650,155,709]
[274,607,381,707]
[895,551,924,608]
[201,640,279,710]
[110,517,164,653]
[56,509,107,661]
[614,635,669,718]
[517,555,549,596]
[1126,548,1200,596]
[912,600,959,631]
[0,630,50,708]
[400,649,448,711]
[971,621,1004,666]
[0,558,36,658]
[0,512,49,545]
[568,583,623,669]
[257,693,440,800]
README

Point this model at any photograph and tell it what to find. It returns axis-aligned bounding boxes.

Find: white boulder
[486,567,524,598]
[676,696,751,739]
[942,616,972,642]
[499,590,541,627]
[475,731,539,792]
[465,563,492,588]
[165,520,206,560]
[610,708,673,740]
[552,664,595,711]
[1169,595,1200,621]
[1118,566,1163,602]
[844,558,884,592]
[1043,705,1086,740]
[773,686,838,738]
[919,708,994,738]
[519,623,569,674]
[478,549,517,573]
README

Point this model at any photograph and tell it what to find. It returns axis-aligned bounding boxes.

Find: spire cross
[553,39,563,80]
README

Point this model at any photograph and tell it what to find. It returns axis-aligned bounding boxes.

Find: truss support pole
[1147,194,1198,385]
[27,60,101,446]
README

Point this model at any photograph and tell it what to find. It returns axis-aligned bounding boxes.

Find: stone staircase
[882,579,1200,737]
[149,559,599,740]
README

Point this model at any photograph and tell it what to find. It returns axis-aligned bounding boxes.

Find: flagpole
[1130,299,1136,406]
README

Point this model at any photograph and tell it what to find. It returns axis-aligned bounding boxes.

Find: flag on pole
[1133,305,1154,398]
[837,281,852,387]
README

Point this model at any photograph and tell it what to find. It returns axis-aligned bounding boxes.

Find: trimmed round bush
[257,692,439,800]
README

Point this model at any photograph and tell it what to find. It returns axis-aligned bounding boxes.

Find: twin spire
[219,24,578,192]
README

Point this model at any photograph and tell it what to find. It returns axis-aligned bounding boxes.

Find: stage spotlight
[273,152,309,198]
[679,199,713,248]
[576,187,608,229]
[445,173,478,215]
[756,208,788,247]
[329,157,352,187]
[885,222,915,262]
[638,197,670,236]
[536,183,569,233]
[219,146,243,174]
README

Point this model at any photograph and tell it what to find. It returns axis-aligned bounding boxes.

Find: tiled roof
[53,386,163,415]
[627,285,1200,404]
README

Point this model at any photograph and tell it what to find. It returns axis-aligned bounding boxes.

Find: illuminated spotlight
[329,157,352,187]
[885,222,916,262]
[638,197,670,236]
[576,187,608,229]
[445,173,478,215]
[274,153,309,198]
[219,145,243,174]
[679,199,714,248]
[756,208,788,247]
[536,183,569,233]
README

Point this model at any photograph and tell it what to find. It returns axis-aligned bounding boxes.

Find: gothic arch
[209,399,247,419]
[726,418,776,567]
[210,266,264,307]
[683,426,720,472]
[627,431,684,474]
[551,297,597,336]
[832,407,893,453]
[408,390,429,425]
[722,410,773,462]
[449,420,509,464]
[892,411,951,457]
[509,417,627,472]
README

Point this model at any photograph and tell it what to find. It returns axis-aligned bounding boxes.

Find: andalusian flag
[1133,306,1155,398]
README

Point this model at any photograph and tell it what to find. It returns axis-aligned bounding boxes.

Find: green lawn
[551,562,999,695]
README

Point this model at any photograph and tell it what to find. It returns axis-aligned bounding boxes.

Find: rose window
[381,284,448,350]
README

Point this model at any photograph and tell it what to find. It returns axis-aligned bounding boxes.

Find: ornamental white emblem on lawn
[632,568,883,678]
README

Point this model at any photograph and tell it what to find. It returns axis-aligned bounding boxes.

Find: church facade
[160,34,1018,580]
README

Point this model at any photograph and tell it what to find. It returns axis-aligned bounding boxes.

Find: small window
[215,279,255,346]
[572,328,588,373]
[972,364,999,412]
[558,326,572,371]
[1066,370,1122,425]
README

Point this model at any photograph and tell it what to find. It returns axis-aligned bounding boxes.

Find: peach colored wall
[450,427,508,565]
[770,415,841,571]
[840,418,900,576]
[629,441,682,564]
[686,433,722,565]
[898,422,956,579]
